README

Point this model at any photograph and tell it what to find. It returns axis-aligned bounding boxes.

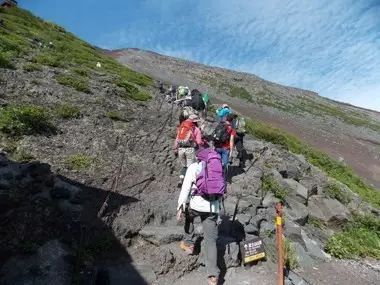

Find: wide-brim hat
[188,114,200,122]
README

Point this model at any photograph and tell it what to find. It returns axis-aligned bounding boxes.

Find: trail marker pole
[275,202,284,285]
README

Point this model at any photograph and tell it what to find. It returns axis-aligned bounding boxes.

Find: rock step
[139,225,184,246]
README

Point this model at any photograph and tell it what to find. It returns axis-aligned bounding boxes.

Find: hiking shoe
[207,276,218,285]
[179,241,194,255]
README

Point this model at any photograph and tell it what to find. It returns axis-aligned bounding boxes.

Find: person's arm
[229,127,236,160]
[229,135,234,160]
[193,127,202,146]
[177,164,196,211]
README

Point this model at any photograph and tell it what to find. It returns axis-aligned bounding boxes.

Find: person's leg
[184,208,196,243]
[178,148,187,178]
[201,213,220,279]
[215,148,228,168]
[185,147,195,167]
[181,208,196,254]
[235,134,243,160]
[221,148,229,168]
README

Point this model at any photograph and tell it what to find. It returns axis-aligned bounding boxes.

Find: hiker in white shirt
[176,148,225,285]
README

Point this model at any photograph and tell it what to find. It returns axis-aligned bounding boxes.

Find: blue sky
[20,0,380,111]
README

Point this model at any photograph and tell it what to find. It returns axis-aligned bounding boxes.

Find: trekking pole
[275,202,284,285]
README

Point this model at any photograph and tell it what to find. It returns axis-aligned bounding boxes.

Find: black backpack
[191,90,205,111]
[211,122,230,143]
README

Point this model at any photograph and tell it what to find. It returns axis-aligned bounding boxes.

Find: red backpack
[177,120,194,147]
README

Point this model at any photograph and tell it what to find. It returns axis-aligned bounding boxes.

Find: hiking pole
[275,202,284,285]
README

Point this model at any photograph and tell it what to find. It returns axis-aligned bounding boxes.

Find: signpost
[240,237,266,264]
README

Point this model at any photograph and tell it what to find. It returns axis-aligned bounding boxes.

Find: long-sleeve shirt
[177,162,220,213]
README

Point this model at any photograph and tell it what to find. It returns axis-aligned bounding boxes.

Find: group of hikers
[163,84,247,285]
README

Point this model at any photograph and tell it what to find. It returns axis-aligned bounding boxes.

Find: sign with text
[240,237,266,264]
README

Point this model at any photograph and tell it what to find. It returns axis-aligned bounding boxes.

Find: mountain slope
[1,6,380,285]
[109,48,380,189]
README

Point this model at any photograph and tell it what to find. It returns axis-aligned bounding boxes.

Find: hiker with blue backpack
[176,147,225,285]
[216,103,231,122]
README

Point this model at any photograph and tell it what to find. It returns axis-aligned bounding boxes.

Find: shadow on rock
[0,155,151,285]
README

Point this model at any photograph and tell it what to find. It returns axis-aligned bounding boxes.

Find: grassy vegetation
[56,104,81,119]
[246,119,380,208]
[230,86,252,102]
[284,238,299,270]
[298,97,380,133]
[0,6,152,99]
[0,53,15,69]
[106,111,123,121]
[0,105,54,136]
[325,182,352,205]
[72,67,89,77]
[64,154,93,171]
[11,148,35,162]
[55,74,90,93]
[262,175,288,202]
[23,62,42,72]
[308,216,325,229]
[325,214,380,259]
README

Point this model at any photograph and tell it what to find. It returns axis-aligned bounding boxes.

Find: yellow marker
[276,217,282,226]
[244,252,266,263]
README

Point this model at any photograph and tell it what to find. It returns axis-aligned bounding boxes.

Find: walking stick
[275,202,284,285]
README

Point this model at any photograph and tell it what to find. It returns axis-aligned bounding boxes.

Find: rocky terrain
[0,6,380,285]
[109,48,380,189]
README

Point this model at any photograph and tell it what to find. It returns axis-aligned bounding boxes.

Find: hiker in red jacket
[214,114,236,169]
[174,114,203,180]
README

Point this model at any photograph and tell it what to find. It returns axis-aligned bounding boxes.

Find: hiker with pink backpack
[176,147,226,285]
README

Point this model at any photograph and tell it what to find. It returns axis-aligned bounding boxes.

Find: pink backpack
[195,149,226,199]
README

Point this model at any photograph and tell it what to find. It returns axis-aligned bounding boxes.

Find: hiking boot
[179,241,194,255]
[207,276,218,285]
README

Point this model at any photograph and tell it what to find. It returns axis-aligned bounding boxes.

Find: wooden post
[275,202,284,285]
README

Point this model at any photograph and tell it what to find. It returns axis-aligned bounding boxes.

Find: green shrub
[106,111,123,121]
[262,175,288,201]
[0,105,54,136]
[246,119,380,208]
[230,86,252,102]
[72,67,89,77]
[64,154,93,170]
[56,104,81,119]
[117,80,138,95]
[117,81,151,101]
[20,240,39,254]
[0,53,15,69]
[326,214,380,259]
[56,74,90,93]
[325,182,352,205]
[12,148,35,162]
[23,63,42,72]
[133,91,151,101]
[308,216,325,229]
[32,53,66,68]
[284,239,299,269]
